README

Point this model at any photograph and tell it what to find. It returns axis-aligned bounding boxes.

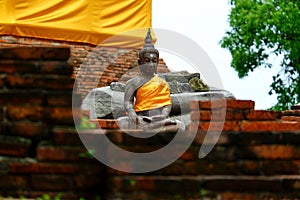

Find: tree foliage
[220,0,300,110]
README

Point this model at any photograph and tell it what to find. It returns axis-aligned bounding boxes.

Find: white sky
[152,0,279,109]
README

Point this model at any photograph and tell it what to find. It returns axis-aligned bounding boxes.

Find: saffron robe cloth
[134,75,172,112]
[0,0,152,47]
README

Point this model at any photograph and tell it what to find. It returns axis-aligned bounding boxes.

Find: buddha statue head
[138,28,159,75]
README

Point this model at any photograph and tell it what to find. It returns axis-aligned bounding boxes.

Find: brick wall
[0,36,170,97]
[94,100,300,199]
[1,43,300,200]
[0,47,106,199]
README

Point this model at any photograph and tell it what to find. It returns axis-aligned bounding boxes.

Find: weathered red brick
[162,160,240,176]
[0,135,31,157]
[282,110,300,116]
[90,119,119,129]
[190,99,254,111]
[45,92,73,106]
[0,47,70,60]
[221,192,264,200]
[226,99,255,110]
[0,59,71,76]
[0,175,29,189]
[74,174,103,189]
[7,106,74,123]
[37,145,87,161]
[179,147,196,160]
[191,109,248,121]
[262,160,300,175]
[239,160,261,175]
[52,126,81,145]
[6,105,44,121]
[0,91,44,105]
[241,121,300,132]
[190,99,227,110]
[281,116,300,122]
[111,176,156,192]
[31,175,73,190]
[0,76,3,88]
[190,110,226,121]
[10,161,77,174]
[188,121,199,132]
[193,132,230,145]
[39,61,73,75]
[249,145,300,160]
[0,60,37,73]
[203,176,283,191]
[189,121,241,132]
[224,109,248,120]
[9,121,47,138]
[6,74,74,90]
[0,107,3,122]
[246,110,281,120]
[45,107,74,124]
[292,104,300,110]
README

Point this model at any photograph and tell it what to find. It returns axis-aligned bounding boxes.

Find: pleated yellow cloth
[0,0,152,47]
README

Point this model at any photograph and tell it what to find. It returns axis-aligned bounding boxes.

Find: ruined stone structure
[0,38,300,199]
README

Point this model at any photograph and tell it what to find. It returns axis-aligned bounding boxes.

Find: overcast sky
[152,0,279,109]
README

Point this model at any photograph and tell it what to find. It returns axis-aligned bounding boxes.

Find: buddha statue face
[139,51,158,75]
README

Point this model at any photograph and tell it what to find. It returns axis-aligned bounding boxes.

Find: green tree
[220,0,300,110]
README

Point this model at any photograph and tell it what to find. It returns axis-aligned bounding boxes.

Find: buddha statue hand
[128,110,139,125]
[142,114,166,122]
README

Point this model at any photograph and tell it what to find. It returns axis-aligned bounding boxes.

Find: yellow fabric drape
[0,0,152,47]
[134,75,172,112]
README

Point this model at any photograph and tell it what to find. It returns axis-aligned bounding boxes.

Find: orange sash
[134,75,172,112]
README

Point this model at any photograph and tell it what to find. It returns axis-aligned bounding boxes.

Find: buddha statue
[117,28,185,132]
